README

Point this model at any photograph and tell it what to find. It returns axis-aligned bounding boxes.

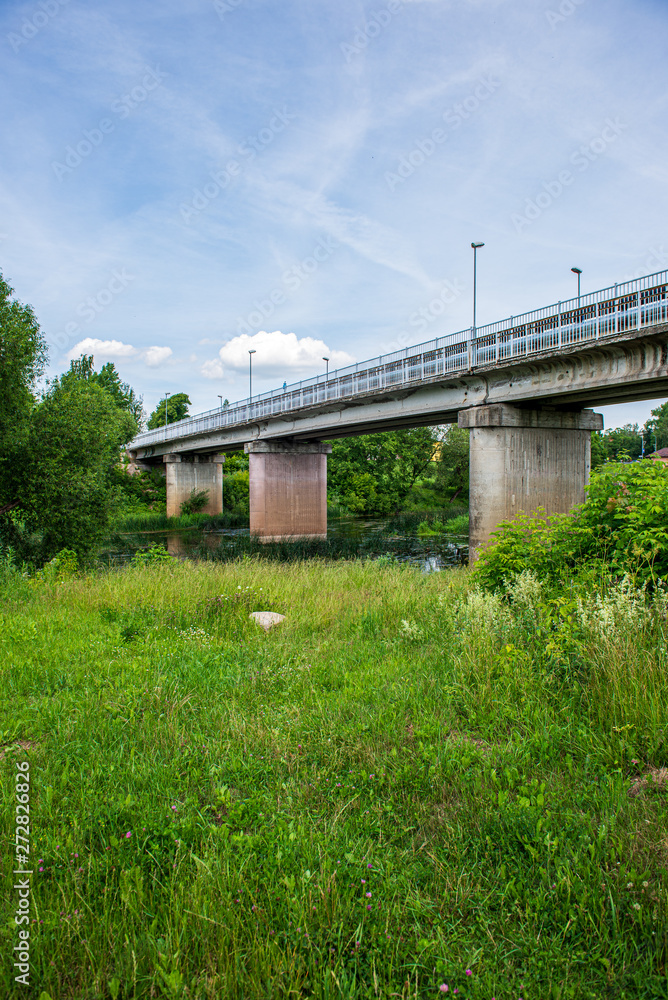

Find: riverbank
[1,557,665,997]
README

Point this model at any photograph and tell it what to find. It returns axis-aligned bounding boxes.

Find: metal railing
[130,270,668,449]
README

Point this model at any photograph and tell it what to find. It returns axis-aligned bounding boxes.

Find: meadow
[1,554,667,999]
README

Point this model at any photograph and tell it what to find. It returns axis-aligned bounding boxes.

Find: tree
[328,427,441,516]
[644,401,668,453]
[147,393,191,429]
[0,273,47,514]
[591,431,607,470]
[61,355,143,439]
[435,425,469,500]
[600,423,643,461]
[20,376,136,558]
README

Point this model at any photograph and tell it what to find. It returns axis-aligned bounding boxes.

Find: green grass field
[1,557,666,998]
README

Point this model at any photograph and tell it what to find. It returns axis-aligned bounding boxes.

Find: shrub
[179,488,210,515]
[475,460,668,589]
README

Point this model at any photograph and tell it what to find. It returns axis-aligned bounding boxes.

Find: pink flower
[465,970,472,976]
[125,832,131,839]
[366,904,372,910]
[439,987,449,994]
[366,892,371,898]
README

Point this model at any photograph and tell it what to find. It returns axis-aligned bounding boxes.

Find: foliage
[110,463,166,514]
[0,559,665,997]
[435,424,469,500]
[644,399,668,452]
[64,355,143,433]
[179,488,210,515]
[222,451,250,516]
[131,543,172,565]
[0,273,47,514]
[328,427,441,516]
[147,392,191,429]
[14,377,137,560]
[475,460,668,589]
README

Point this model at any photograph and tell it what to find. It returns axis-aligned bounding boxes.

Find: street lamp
[471,242,484,367]
[571,267,582,305]
[218,394,223,409]
[164,391,171,427]
[322,356,329,378]
[248,349,256,401]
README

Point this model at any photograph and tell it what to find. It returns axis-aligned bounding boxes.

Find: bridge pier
[459,404,603,562]
[245,441,332,541]
[163,454,225,518]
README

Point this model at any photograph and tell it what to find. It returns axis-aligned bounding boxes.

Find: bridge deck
[129,270,668,453]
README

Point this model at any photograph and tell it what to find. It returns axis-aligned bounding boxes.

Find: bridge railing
[130,270,668,449]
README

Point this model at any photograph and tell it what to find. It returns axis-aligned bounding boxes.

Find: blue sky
[2,0,667,429]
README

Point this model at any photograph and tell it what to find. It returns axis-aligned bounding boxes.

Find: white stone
[250,611,285,631]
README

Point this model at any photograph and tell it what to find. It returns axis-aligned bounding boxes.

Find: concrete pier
[245,440,332,541]
[163,453,225,518]
[459,404,603,561]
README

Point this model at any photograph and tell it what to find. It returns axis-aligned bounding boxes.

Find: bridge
[127,270,668,557]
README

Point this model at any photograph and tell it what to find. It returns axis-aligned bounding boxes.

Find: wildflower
[439,987,449,994]
[366,904,372,910]
[465,970,472,976]
[633,902,641,910]
[642,881,649,888]
[125,832,131,839]
[366,892,372,898]
[627,882,634,889]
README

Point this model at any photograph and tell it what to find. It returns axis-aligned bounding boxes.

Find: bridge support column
[245,441,332,541]
[163,454,225,518]
[458,404,603,562]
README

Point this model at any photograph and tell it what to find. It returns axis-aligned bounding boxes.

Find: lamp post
[571,267,582,305]
[164,391,171,428]
[248,349,256,402]
[322,356,329,378]
[471,242,484,367]
[218,394,223,408]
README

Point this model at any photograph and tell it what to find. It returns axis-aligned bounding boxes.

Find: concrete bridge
[127,270,668,557]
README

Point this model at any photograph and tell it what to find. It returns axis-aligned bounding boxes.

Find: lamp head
[471,242,484,249]
[248,349,256,355]
[571,267,582,275]
[322,356,329,362]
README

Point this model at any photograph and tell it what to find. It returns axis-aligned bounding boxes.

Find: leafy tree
[61,355,143,439]
[591,431,607,470]
[20,376,137,558]
[0,273,47,514]
[147,393,191,429]
[644,401,668,453]
[435,425,470,500]
[600,423,643,461]
[328,427,440,516]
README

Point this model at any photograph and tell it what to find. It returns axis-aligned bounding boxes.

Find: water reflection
[114,517,469,572]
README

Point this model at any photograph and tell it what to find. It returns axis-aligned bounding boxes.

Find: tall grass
[0,560,666,998]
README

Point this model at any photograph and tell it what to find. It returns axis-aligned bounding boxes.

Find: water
[107,513,469,572]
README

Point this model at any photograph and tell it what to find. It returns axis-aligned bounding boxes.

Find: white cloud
[142,346,173,368]
[201,358,225,379]
[67,337,137,361]
[215,331,353,374]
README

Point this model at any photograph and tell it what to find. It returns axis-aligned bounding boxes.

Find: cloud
[201,358,225,380]
[142,345,173,368]
[67,338,137,360]
[213,331,353,375]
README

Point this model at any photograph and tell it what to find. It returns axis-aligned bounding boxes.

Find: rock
[250,611,285,631]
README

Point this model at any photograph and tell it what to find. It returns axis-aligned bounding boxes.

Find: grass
[110,511,249,533]
[1,558,667,999]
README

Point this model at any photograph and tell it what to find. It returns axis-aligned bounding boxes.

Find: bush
[475,460,668,590]
[179,488,210,516]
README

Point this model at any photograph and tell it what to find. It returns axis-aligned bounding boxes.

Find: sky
[1,0,667,430]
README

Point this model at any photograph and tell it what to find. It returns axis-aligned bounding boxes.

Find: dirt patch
[628,767,668,798]
[0,739,37,761]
